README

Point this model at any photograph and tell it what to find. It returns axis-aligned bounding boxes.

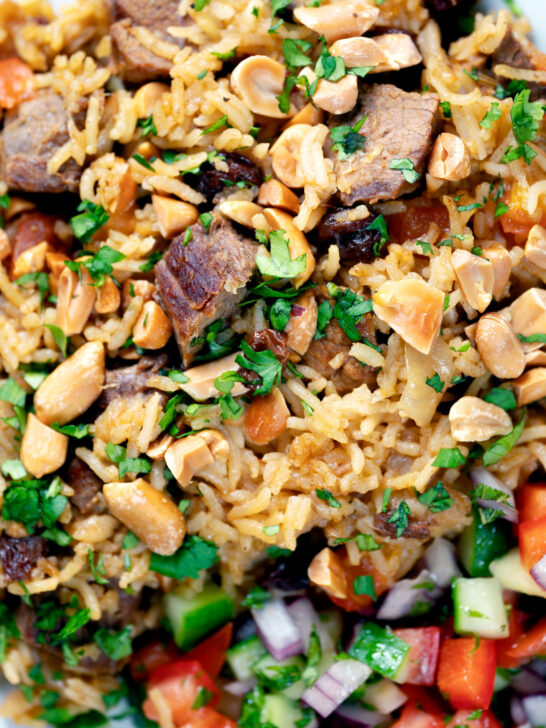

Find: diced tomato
[391,701,445,728]
[327,549,388,612]
[445,709,503,728]
[0,58,34,109]
[184,623,233,678]
[437,638,496,710]
[393,627,441,686]
[499,182,546,241]
[175,708,236,728]
[401,686,445,716]
[387,199,450,244]
[506,616,546,662]
[496,609,529,669]
[517,483,546,523]
[130,640,180,682]
[519,515,546,569]
[144,660,219,725]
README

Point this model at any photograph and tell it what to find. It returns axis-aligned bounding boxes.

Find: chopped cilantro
[44,325,68,357]
[70,200,109,243]
[267,546,291,559]
[194,0,210,9]
[329,115,367,161]
[326,282,373,342]
[88,549,108,585]
[137,116,157,137]
[417,482,453,513]
[105,443,152,479]
[425,372,444,393]
[387,501,411,537]
[482,411,525,466]
[316,488,341,508]
[353,574,376,599]
[366,214,390,256]
[211,47,237,61]
[440,101,452,118]
[480,102,502,129]
[94,626,132,660]
[381,487,392,512]
[201,115,231,135]
[432,447,466,468]
[16,272,50,306]
[149,535,218,579]
[51,423,90,439]
[65,245,126,287]
[235,341,282,396]
[315,41,346,82]
[518,333,546,344]
[484,387,516,411]
[389,157,420,183]
[495,79,527,100]
[494,201,509,217]
[416,240,434,255]
[502,89,545,165]
[464,67,479,81]
[242,586,271,609]
[139,251,163,272]
[256,229,307,280]
[199,212,213,231]
[282,38,313,69]
[269,299,292,331]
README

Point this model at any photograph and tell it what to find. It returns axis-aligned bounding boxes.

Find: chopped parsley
[70,200,109,244]
[482,411,525,466]
[211,47,237,61]
[2,475,70,542]
[65,246,126,287]
[330,116,367,161]
[440,101,452,118]
[484,387,517,411]
[366,214,390,256]
[255,229,307,280]
[16,272,50,306]
[235,341,282,396]
[479,102,502,129]
[88,549,108,585]
[201,115,232,135]
[105,443,152,479]
[518,333,546,344]
[495,79,527,100]
[44,325,68,357]
[137,116,157,137]
[326,282,373,342]
[149,535,218,579]
[282,38,313,69]
[432,447,466,468]
[242,586,271,609]
[316,488,341,508]
[353,574,376,599]
[214,371,244,421]
[425,372,444,393]
[269,298,292,331]
[387,501,411,537]
[416,240,434,255]
[389,158,420,183]
[94,626,132,660]
[502,89,545,165]
[417,482,453,513]
[51,423,90,439]
[139,251,163,272]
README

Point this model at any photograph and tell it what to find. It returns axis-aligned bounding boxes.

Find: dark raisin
[373,512,430,541]
[196,152,264,202]
[317,207,386,265]
[0,536,47,582]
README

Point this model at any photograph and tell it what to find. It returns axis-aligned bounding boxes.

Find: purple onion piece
[476,497,518,523]
[302,659,371,718]
[287,597,334,653]
[376,569,439,620]
[511,695,527,726]
[470,466,518,524]
[223,679,257,696]
[530,554,546,591]
[512,667,546,695]
[424,538,462,589]
[334,702,386,727]
[522,694,546,726]
[251,598,303,662]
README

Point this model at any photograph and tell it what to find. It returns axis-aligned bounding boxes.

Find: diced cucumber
[319,609,343,647]
[363,678,407,713]
[490,548,546,598]
[226,636,267,681]
[453,577,509,638]
[252,653,306,700]
[348,622,410,680]
[458,506,510,577]
[261,694,317,728]
[494,668,511,693]
[164,583,234,650]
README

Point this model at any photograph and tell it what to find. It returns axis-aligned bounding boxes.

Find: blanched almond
[270,124,310,188]
[121,279,155,309]
[284,104,324,128]
[484,244,511,300]
[103,479,185,556]
[263,207,315,288]
[449,396,512,442]
[308,547,347,599]
[231,56,291,118]
[428,133,471,181]
[451,248,494,312]
[330,36,389,69]
[372,279,444,355]
[0,230,11,261]
[475,312,525,379]
[152,195,199,238]
[133,300,172,349]
[285,290,318,359]
[95,275,121,314]
[165,435,214,488]
[373,33,422,72]
[302,68,358,115]
[133,82,169,119]
[56,267,96,336]
[12,241,50,279]
[525,350,546,367]
[180,352,247,402]
[293,1,379,43]
[46,251,69,279]
[20,413,68,478]
[524,224,546,270]
[258,179,300,214]
[217,200,263,228]
[512,368,546,406]
[510,287,546,338]
[245,388,290,444]
[34,341,105,425]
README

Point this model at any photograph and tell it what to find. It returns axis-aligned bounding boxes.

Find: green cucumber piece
[164,583,234,649]
[319,609,343,646]
[261,694,317,728]
[252,653,306,699]
[453,577,508,638]
[348,622,410,679]
[226,636,267,681]
[458,506,510,577]
[490,548,546,598]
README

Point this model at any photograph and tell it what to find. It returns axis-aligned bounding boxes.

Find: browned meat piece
[425,0,469,11]
[100,354,168,408]
[331,85,441,205]
[492,28,546,100]
[65,458,102,514]
[1,90,82,193]
[100,579,140,629]
[0,536,47,582]
[304,318,377,395]
[317,207,387,265]
[373,512,430,540]
[197,153,264,203]
[110,0,186,83]
[156,215,258,365]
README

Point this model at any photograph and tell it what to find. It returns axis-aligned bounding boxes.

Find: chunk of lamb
[99,355,168,409]
[0,89,82,193]
[156,216,258,365]
[330,84,441,205]
[110,0,187,83]
[303,315,377,395]
[492,28,546,101]
[65,458,103,514]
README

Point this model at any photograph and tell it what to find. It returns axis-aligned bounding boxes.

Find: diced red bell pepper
[519,515,546,570]
[144,659,219,725]
[517,483,546,523]
[496,609,529,669]
[393,627,441,686]
[391,701,445,728]
[437,638,496,710]
[446,709,503,728]
[506,616,546,662]
[0,58,34,109]
[184,623,233,678]
[130,640,180,682]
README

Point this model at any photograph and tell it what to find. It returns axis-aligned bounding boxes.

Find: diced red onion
[302,658,371,717]
[376,569,437,620]
[424,538,461,588]
[530,659,546,677]
[530,554,546,590]
[287,597,334,653]
[512,668,546,695]
[522,694,546,726]
[252,598,303,661]
[223,679,257,696]
[511,695,528,726]
[334,702,386,727]
[470,466,518,523]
